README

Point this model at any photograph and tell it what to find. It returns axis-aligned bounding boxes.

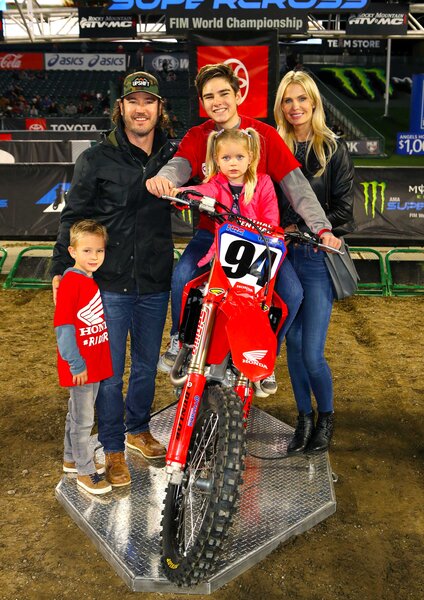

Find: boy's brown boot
[105,452,131,487]
[77,473,112,495]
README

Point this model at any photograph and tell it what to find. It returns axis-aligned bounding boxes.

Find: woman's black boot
[287,411,315,455]
[306,412,334,453]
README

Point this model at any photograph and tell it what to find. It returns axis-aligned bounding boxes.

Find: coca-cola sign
[0,52,44,70]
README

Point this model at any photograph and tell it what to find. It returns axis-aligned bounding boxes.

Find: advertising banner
[143,52,189,74]
[0,164,193,239]
[189,32,278,123]
[106,0,370,14]
[0,52,44,70]
[346,3,408,35]
[4,117,110,132]
[166,8,307,34]
[78,8,136,38]
[0,164,73,238]
[347,168,424,244]
[45,53,127,71]
[409,74,424,133]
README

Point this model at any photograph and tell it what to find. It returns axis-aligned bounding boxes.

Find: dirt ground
[0,283,423,600]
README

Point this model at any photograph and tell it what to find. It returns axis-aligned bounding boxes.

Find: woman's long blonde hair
[204,127,260,204]
[274,70,337,177]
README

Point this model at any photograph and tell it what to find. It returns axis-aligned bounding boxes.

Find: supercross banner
[346,167,424,244]
[0,164,193,239]
[188,31,278,125]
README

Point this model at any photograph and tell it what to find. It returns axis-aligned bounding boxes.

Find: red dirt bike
[160,191,340,586]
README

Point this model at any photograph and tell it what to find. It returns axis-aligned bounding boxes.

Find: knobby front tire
[161,384,246,586]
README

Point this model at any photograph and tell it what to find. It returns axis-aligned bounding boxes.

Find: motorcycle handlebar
[161,192,344,255]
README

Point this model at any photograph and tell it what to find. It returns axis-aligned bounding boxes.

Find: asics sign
[108,0,369,11]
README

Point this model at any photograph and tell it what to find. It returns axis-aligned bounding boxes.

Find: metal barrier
[3,245,54,289]
[385,249,424,296]
[0,247,7,273]
[350,247,388,296]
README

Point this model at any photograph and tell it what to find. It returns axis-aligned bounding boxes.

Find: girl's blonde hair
[273,70,337,177]
[204,127,260,204]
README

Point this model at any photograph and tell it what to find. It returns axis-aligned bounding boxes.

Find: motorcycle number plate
[218,226,285,293]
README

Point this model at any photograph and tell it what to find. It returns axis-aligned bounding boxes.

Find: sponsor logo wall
[0,166,421,243]
[0,52,44,70]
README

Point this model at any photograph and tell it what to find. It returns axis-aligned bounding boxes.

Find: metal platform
[55,405,336,594]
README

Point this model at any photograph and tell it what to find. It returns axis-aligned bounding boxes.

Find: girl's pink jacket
[179,171,279,266]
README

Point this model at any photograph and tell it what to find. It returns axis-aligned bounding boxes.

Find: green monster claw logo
[360,181,387,218]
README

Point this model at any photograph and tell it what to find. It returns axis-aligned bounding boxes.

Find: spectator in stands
[51,71,178,488]
[146,63,341,398]
[273,70,354,455]
[28,104,39,117]
[64,100,78,117]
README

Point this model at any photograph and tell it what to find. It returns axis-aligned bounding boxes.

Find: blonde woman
[274,70,354,455]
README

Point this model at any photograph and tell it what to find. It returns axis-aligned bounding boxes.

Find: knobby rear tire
[161,384,246,586]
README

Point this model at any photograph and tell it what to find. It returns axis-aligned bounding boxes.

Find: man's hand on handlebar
[146,175,175,197]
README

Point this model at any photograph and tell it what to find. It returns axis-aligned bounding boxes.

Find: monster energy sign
[347,168,424,244]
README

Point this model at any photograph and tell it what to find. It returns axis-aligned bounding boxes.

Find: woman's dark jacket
[51,120,178,294]
[280,138,355,236]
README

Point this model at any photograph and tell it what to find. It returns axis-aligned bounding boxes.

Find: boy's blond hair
[69,220,108,247]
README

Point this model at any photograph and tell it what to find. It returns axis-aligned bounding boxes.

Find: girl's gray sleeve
[55,324,86,375]
[280,168,332,234]
[156,156,193,188]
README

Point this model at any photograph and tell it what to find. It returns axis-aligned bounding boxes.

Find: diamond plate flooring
[55,405,336,594]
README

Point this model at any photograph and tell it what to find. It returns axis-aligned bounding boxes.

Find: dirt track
[1,286,423,600]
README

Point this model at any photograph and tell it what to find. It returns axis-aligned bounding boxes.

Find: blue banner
[410,74,424,134]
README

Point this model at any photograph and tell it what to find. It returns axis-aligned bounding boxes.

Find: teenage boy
[146,63,341,397]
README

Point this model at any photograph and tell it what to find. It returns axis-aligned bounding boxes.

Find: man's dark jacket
[51,120,178,294]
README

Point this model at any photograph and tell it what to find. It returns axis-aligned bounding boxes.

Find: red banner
[0,52,44,70]
[196,45,269,119]
[25,118,47,131]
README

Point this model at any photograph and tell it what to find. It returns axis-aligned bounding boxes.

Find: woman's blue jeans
[96,290,169,454]
[170,229,303,349]
[285,244,334,414]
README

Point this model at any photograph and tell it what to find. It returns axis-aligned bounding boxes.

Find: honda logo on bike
[242,350,268,369]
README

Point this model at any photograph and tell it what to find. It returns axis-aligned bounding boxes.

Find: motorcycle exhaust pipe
[169,345,191,387]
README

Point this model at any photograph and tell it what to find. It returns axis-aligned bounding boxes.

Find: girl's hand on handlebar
[320,232,342,251]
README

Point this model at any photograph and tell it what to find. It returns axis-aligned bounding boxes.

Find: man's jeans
[285,244,334,414]
[63,382,99,475]
[170,229,303,350]
[97,290,169,454]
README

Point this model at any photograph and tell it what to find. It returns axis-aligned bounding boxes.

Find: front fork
[235,375,254,423]
[165,301,217,484]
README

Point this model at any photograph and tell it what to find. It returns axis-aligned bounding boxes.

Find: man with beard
[51,72,178,487]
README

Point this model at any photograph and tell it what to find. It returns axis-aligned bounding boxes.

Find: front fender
[224,299,276,382]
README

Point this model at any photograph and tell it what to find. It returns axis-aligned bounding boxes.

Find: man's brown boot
[104,452,131,487]
[126,431,166,459]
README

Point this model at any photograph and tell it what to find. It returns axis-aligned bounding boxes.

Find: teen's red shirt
[174,115,300,232]
[54,270,113,387]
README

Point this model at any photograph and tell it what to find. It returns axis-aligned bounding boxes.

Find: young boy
[54,220,113,495]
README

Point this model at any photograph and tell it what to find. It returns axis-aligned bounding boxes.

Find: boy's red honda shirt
[54,270,113,387]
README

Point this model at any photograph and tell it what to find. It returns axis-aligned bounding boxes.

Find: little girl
[168,127,283,396]
[175,127,279,266]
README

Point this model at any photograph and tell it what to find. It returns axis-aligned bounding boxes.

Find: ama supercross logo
[36,183,71,212]
[360,181,386,218]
